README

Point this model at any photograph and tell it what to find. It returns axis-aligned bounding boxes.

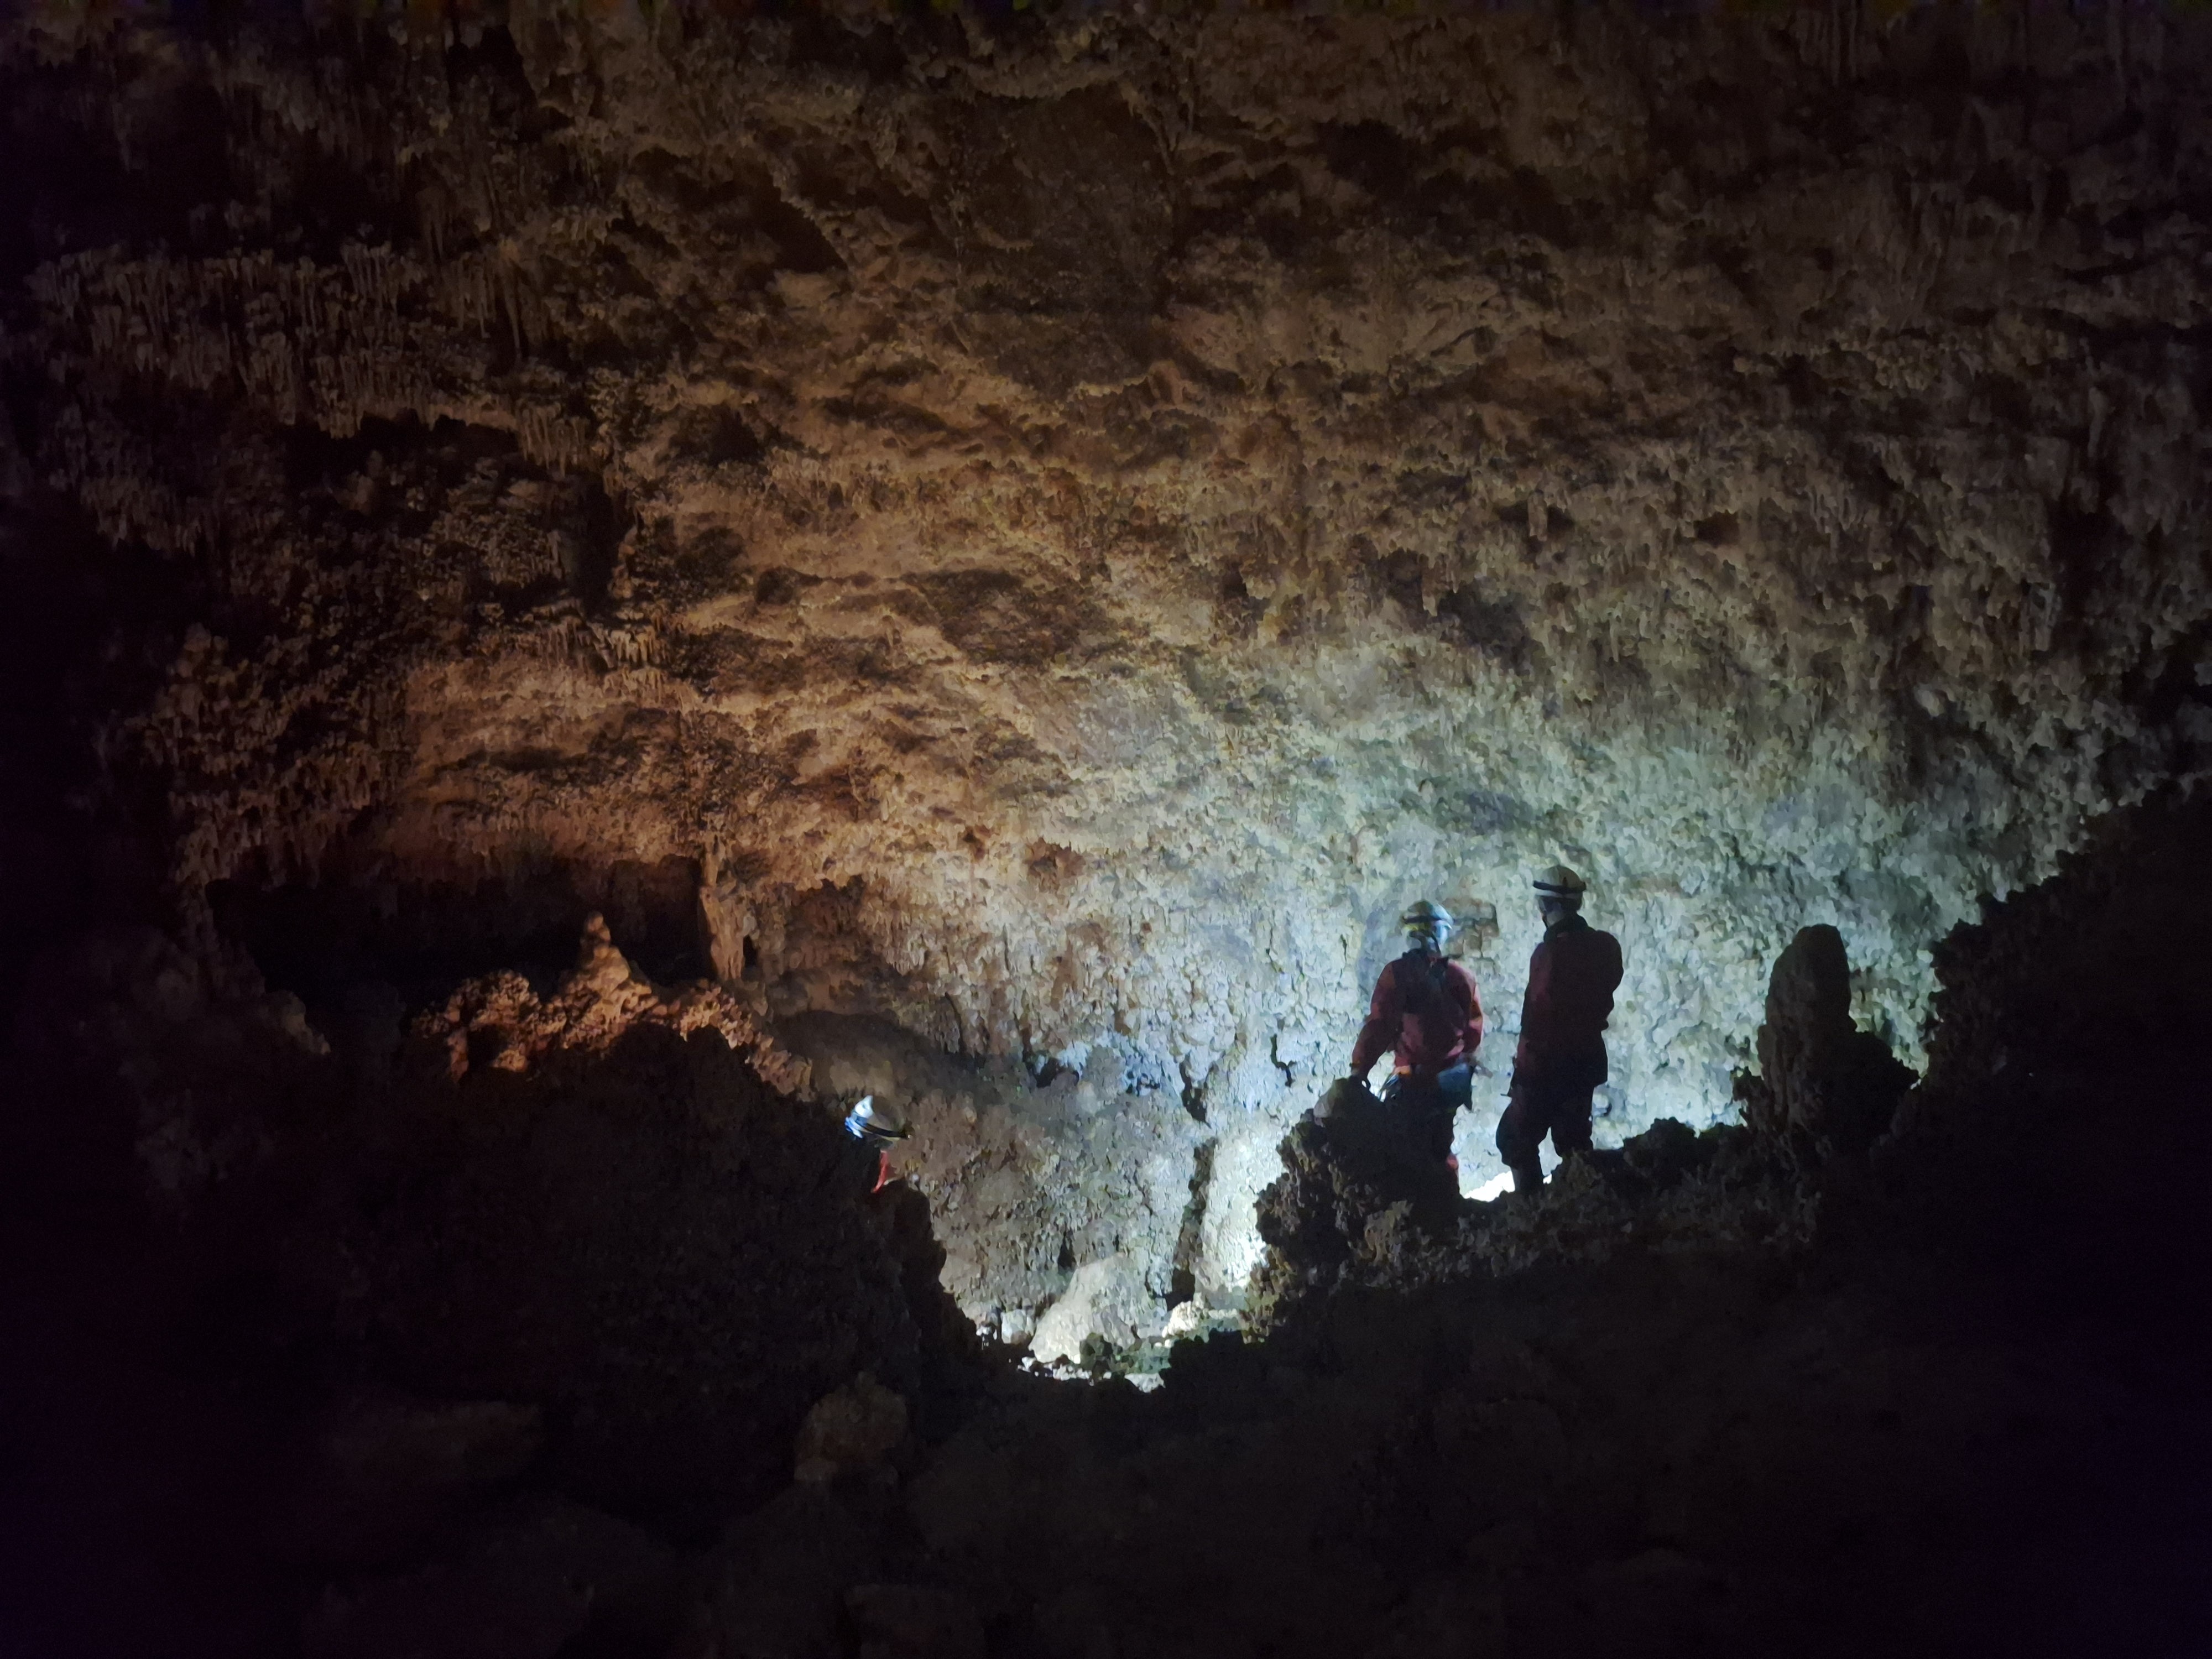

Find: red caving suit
[1498,913,1624,1184]
[1350,949,1485,1162]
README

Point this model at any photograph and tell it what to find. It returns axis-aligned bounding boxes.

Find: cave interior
[2,3,2210,1657]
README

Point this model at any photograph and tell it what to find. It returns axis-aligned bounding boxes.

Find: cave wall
[785,1010,1210,1335]
[5,2,2209,1296]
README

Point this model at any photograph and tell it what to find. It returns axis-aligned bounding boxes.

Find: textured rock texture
[15,786,2211,1657]
[415,909,808,1089]
[6,2,2211,1291]
[787,1013,1209,1332]
[1248,1076,1463,1332]
[1247,1080,1811,1341]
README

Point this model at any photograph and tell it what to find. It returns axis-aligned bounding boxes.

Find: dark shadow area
[2,3,2209,1652]
[1885,785,2212,1352]
[0,489,197,1021]
[0,919,979,1658]
[208,853,713,1013]
[0,58,237,279]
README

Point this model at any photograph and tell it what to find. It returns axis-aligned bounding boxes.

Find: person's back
[1360,948,1483,1079]
[1347,901,1484,1168]
[1499,867,1623,1192]
[1513,912,1623,1092]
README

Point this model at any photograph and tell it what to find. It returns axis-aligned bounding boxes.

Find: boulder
[794,1373,910,1485]
[1245,1080,1464,1333]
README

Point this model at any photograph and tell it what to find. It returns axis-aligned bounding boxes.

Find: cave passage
[3,3,2211,1657]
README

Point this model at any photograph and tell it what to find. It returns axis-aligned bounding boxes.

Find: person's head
[1400,899,1453,955]
[1533,865,1586,928]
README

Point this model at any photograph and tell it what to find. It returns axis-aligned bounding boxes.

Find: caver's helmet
[1533,865,1587,907]
[1399,900,1453,951]
[842,1095,911,1144]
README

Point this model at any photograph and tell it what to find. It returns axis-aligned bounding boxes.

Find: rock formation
[6,1,2210,1296]
[12,914,977,1545]
[1739,922,1917,1159]
[786,1013,1210,1342]
[3,4,2211,1654]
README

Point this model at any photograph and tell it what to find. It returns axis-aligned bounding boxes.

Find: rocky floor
[893,1241,2207,1659]
[21,1159,2197,1659]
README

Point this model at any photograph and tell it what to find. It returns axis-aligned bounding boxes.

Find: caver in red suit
[1498,867,1623,1193]
[1348,901,1485,1167]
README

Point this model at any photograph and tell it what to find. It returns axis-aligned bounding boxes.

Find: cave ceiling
[4,1,2208,1132]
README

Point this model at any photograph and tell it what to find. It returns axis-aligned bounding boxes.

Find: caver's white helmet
[1533,865,1587,904]
[1399,900,1453,951]
[842,1095,911,1144]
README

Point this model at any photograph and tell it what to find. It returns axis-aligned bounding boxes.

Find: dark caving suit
[1350,948,1485,1166]
[1498,913,1624,1190]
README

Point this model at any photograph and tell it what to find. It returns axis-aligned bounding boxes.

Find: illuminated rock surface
[8,0,2212,1293]
[1,6,2210,1655]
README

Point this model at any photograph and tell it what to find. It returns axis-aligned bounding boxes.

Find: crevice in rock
[1179,1077,1208,1125]
[1167,1139,1215,1310]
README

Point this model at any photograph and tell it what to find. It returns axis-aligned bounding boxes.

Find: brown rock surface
[417,909,807,1090]
[789,1013,1209,1331]
[6,10,2208,1248]
[4,13,2212,1652]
